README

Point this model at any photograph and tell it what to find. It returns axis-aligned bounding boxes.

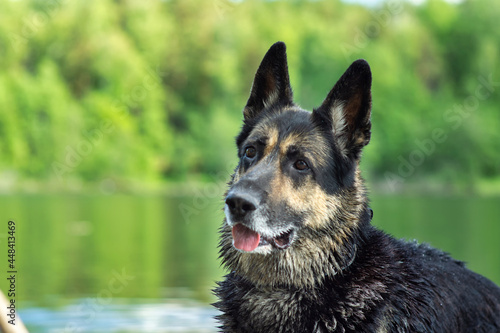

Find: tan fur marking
[277,133,301,154]
[269,131,350,231]
[331,101,350,155]
[244,123,279,158]
[331,101,347,134]
[264,126,279,156]
[278,131,331,168]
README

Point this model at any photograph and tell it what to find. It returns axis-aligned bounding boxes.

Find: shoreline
[0,177,498,196]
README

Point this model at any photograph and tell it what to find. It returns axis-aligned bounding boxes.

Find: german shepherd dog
[214,42,500,332]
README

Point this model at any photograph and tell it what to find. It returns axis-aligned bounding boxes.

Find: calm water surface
[1,192,499,332]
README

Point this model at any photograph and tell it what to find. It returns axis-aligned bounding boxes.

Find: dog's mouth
[232,224,294,252]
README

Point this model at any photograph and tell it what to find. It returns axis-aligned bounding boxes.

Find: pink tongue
[232,224,260,252]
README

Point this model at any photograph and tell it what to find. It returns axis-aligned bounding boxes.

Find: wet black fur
[214,42,500,332]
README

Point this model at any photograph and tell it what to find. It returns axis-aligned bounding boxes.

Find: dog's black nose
[225,193,257,217]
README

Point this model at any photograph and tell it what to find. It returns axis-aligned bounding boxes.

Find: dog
[213,42,500,332]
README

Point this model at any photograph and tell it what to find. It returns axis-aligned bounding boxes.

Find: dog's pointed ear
[243,42,293,122]
[313,59,372,160]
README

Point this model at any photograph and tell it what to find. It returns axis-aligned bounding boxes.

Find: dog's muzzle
[224,188,295,253]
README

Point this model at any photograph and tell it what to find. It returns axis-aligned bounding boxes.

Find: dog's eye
[245,147,257,159]
[294,160,309,171]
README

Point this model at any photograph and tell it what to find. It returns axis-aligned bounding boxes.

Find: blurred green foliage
[0,0,498,191]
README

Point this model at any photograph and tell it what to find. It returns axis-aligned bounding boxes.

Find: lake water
[1,191,499,332]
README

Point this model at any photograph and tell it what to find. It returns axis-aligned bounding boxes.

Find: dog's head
[220,42,372,288]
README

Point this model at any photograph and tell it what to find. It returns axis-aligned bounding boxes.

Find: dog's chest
[216,271,392,333]
[224,282,383,333]
[236,287,317,332]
